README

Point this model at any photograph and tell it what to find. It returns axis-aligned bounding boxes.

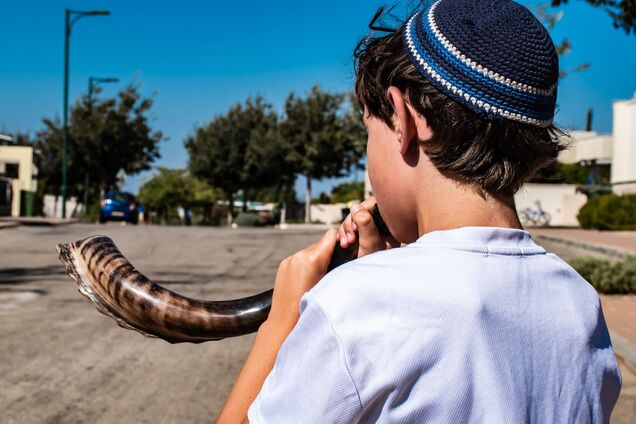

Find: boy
[218,0,622,422]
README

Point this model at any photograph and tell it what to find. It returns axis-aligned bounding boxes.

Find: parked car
[100,190,139,224]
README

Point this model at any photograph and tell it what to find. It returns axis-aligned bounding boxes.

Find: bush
[569,256,636,294]
[577,194,636,230]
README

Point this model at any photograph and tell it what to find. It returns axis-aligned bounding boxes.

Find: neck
[415,177,523,237]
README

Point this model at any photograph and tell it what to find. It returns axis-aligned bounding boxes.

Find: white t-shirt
[248,227,621,423]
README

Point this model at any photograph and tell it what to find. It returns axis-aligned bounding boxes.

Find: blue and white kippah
[402,0,559,127]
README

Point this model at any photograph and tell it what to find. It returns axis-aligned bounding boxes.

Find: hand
[338,197,400,258]
[266,229,339,332]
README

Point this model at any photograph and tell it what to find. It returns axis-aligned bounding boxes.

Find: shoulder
[307,245,447,326]
[541,252,602,309]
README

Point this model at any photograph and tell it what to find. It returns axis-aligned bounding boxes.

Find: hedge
[569,256,636,294]
[577,194,636,230]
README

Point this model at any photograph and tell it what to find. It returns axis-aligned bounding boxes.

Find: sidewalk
[529,227,636,371]
[530,227,636,257]
[0,216,79,226]
[601,295,636,373]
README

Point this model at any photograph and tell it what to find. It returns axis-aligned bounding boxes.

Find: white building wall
[514,184,587,227]
[559,131,613,165]
[310,203,348,224]
[611,93,636,194]
[43,194,80,218]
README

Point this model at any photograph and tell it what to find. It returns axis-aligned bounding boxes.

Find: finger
[339,213,356,248]
[359,197,377,210]
[343,213,356,244]
[338,222,348,248]
[351,204,384,257]
[314,229,339,268]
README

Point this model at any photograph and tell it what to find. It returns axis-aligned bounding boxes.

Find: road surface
[0,224,633,422]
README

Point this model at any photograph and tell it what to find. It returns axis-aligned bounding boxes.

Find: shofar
[56,205,388,344]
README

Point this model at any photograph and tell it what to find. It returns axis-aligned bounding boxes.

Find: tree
[551,0,636,34]
[138,167,217,223]
[331,181,365,204]
[33,85,162,210]
[185,96,284,224]
[280,86,366,222]
[242,97,290,210]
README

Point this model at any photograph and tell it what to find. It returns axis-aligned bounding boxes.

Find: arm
[217,203,389,423]
[216,320,293,423]
[216,230,338,423]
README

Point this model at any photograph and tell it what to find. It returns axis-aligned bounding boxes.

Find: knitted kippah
[402,0,559,127]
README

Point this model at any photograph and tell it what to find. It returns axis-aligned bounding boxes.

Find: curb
[0,217,79,226]
[610,330,636,374]
[0,222,20,230]
[533,234,634,259]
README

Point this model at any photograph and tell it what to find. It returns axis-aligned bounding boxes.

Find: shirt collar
[411,226,545,256]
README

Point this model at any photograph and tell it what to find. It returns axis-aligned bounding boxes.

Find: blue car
[99,190,139,224]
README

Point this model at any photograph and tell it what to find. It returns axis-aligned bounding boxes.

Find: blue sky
[2,0,635,198]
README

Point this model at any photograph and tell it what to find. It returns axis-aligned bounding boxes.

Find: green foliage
[280,87,366,220]
[532,161,610,185]
[569,256,636,293]
[331,181,364,203]
[138,167,217,223]
[281,86,365,181]
[556,163,588,184]
[31,85,162,204]
[577,194,636,230]
[184,89,367,224]
[185,96,288,222]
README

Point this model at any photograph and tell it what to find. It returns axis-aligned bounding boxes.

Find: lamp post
[61,9,110,219]
[88,76,119,102]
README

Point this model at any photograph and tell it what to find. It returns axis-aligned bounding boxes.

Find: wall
[310,203,347,224]
[611,94,636,194]
[514,183,587,227]
[43,195,80,218]
[558,131,613,165]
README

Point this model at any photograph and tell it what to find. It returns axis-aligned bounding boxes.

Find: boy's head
[354,0,566,239]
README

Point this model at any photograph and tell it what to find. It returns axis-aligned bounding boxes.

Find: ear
[387,86,417,155]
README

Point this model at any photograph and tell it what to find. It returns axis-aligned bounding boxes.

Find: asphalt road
[0,224,633,423]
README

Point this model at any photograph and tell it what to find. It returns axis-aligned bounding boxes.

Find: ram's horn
[56,205,389,344]
[56,236,273,343]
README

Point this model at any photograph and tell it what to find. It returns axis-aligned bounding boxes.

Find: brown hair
[354,27,566,195]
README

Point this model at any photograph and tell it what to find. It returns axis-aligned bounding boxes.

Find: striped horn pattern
[56,236,273,343]
[56,205,388,344]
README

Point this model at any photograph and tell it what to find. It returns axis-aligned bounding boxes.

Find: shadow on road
[0,265,66,285]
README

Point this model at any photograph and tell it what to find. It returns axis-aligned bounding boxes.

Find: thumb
[314,229,340,268]
[351,204,385,257]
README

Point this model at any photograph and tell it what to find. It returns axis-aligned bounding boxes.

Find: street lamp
[83,76,119,215]
[88,76,119,103]
[61,9,111,219]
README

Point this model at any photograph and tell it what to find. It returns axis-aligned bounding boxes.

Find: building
[0,136,38,217]
[611,94,636,194]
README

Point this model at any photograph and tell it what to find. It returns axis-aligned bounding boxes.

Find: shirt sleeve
[248,292,362,424]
